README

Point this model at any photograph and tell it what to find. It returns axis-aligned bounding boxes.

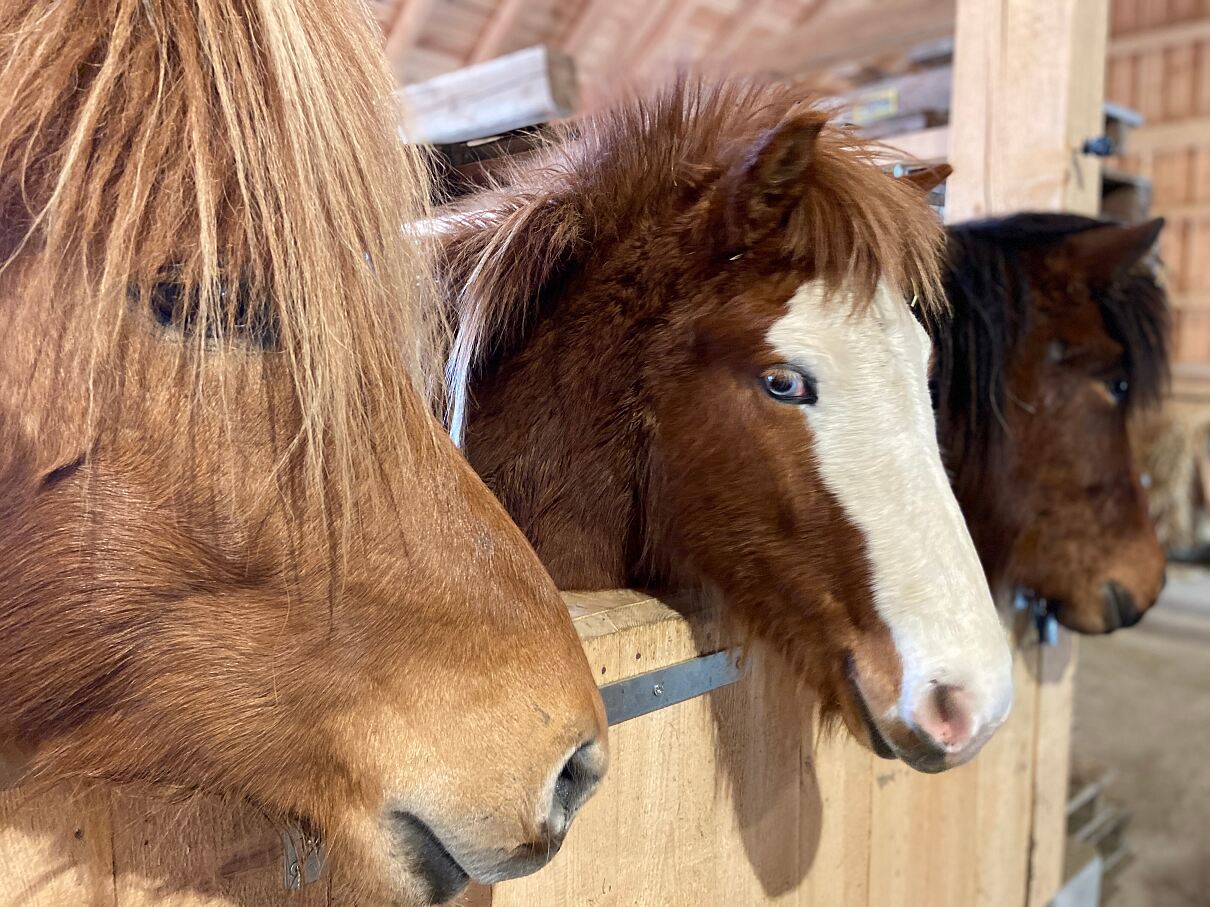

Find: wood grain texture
[0,785,116,907]
[948,0,1109,220]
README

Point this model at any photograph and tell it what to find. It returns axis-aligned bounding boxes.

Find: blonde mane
[0,0,442,510]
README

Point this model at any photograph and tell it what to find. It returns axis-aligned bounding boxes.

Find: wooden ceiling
[369,0,956,95]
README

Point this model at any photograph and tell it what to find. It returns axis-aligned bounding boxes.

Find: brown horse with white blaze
[439,80,1014,774]
[934,213,1171,635]
[0,2,605,904]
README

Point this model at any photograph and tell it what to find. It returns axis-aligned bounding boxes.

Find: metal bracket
[282,828,325,891]
[1013,588,1059,646]
[601,647,745,726]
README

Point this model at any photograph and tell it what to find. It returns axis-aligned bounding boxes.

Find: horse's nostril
[549,739,605,837]
[1102,581,1143,632]
[910,683,976,755]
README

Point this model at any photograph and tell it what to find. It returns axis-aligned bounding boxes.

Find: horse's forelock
[438,76,948,441]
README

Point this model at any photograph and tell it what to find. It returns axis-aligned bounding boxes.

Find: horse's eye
[762,365,817,404]
[1108,377,1129,404]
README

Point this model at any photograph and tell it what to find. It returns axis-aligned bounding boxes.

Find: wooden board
[0,593,1058,907]
[947,0,1109,219]
[397,45,577,145]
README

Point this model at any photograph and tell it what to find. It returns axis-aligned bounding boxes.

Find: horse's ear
[897,163,952,193]
[721,116,823,251]
[1063,217,1165,285]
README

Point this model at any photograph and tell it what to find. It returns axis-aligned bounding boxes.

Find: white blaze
[767,280,1013,740]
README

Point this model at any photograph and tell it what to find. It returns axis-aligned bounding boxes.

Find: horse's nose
[1102,581,1144,632]
[545,738,606,840]
[909,683,977,756]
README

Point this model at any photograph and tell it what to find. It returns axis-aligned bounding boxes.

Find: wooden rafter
[618,0,679,75]
[765,0,956,77]
[384,0,439,79]
[622,0,691,77]
[563,0,617,56]
[468,0,529,65]
[708,0,779,62]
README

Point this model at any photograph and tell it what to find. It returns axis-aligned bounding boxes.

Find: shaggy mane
[438,77,947,441]
[0,0,442,514]
[936,212,1171,468]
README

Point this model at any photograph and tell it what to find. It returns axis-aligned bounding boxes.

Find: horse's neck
[462,321,648,590]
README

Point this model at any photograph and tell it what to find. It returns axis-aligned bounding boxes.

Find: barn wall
[1108,0,1210,365]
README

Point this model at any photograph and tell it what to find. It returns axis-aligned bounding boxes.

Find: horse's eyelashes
[132,279,279,349]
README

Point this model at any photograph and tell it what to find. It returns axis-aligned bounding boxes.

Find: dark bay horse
[934,213,1170,635]
[0,2,606,903]
[438,80,1013,775]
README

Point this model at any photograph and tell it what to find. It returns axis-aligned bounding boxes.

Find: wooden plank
[384,0,440,83]
[1026,633,1079,907]
[1194,148,1210,200]
[765,0,957,78]
[948,4,1105,903]
[948,0,1109,219]
[973,639,1040,907]
[0,785,116,907]
[863,635,1039,907]
[840,65,954,127]
[1136,48,1167,121]
[562,0,617,55]
[397,45,578,145]
[111,792,328,907]
[1153,149,1194,205]
[1111,0,1140,35]
[1110,12,1210,56]
[1107,54,1136,107]
[1197,39,1210,115]
[798,735,874,907]
[1141,0,1172,30]
[490,597,823,907]
[467,0,528,65]
[873,126,951,164]
[1166,44,1198,119]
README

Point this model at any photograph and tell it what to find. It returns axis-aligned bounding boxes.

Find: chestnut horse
[0,2,606,903]
[439,81,1013,774]
[934,214,1170,635]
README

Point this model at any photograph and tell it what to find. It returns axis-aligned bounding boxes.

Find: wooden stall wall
[1107,0,1210,366]
[0,595,1070,907]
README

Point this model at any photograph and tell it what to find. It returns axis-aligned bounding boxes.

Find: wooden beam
[840,64,953,126]
[1110,15,1210,57]
[398,45,578,145]
[622,0,694,77]
[764,0,956,77]
[467,0,528,65]
[564,0,616,55]
[384,0,439,83]
[947,4,1108,906]
[618,0,680,77]
[709,0,779,62]
[1125,115,1210,155]
[872,125,951,164]
[947,0,1108,220]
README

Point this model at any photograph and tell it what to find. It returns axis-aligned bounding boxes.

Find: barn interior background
[2,1,1209,906]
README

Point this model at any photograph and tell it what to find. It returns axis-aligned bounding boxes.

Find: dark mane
[438,77,947,442]
[934,212,1170,466]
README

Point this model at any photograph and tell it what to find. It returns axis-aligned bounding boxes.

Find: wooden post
[947,2,1109,904]
[947,0,1109,219]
